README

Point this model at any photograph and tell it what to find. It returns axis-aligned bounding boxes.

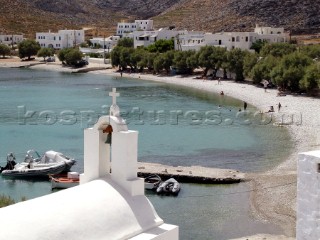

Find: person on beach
[267,106,274,112]
[261,79,268,92]
[278,102,281,112]
[218,78,221,85]
[220,91,224,96]
[244,101,247,110]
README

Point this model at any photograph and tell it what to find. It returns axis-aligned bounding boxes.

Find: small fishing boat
[144,174,162,190]
[156,178,181,195]
[0,150,76,178]
[50,172,80,189]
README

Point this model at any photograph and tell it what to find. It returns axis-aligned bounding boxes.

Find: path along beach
[3,59,320,239]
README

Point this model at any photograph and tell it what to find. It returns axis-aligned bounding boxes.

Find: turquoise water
[0,68,293,239]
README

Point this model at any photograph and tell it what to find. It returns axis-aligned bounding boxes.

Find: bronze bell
[105,133,112,144]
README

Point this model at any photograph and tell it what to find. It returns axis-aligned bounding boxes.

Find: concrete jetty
[137,162,244,184]
[72,66,111,73]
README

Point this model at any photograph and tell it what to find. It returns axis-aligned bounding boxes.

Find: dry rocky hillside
[0,0,319,37]
[155,0,320,34]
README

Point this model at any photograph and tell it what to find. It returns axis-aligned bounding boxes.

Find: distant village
[0,20,288,53]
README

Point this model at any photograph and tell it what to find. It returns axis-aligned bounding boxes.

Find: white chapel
[0,88,179,240]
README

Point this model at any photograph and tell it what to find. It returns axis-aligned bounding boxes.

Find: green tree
[18,39,41,60]
[243,52,258,78]
[0,44,10,58]
[300,63,320,93]
[146,52,158,72]
[119,47,135,70]
[152,50,175,74]
[260,43,296,58]
[250,55,279,84]
[146,39,174,53]
[300,45,320,59]
[117,38,134,48]
[110,46,122,68]
[211,47,227,78]
[271,52,312,91]
[58,48,72,64]
[250,39,267,53]
[228,48,247,81]
[198,46,215,76]
[130,48,145,71]
[153,54,164,74]
[37,47,54,61]
[64,48,83,66]
[173,50,195,74]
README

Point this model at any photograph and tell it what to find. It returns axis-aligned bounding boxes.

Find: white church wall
[111,130,144,196]
[297,150,320,240]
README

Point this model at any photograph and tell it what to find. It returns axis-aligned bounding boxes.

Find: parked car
[74,59,89,68]
[46,57,55,62]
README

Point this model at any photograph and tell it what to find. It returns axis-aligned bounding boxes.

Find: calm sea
[0,68,293,239]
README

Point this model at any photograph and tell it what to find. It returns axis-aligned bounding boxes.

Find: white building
[175,31,206,51]
[117,20,154,37]
[297,150,320,240]
[0,88,179,240]
[124,28,180,48]
[89,35,120,51]
[174,25,288,52]
[0,34,23,46]
[36,29,85,49]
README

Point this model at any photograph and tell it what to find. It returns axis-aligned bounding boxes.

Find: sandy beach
[92,68,320,239]
[2,59,320,239]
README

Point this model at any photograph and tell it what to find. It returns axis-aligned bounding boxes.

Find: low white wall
[88,58,110,64]
[297,150,320,240]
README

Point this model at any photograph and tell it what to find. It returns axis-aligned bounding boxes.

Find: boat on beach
[50,172,80,189]
[0,150,76,178]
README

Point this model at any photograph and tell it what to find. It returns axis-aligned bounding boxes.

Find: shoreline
[93,68,320,239]
[2,60,320,239]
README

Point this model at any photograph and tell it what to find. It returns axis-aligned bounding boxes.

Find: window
[318,163,320,173]
[245,37,248,42]
[232,37,235,42]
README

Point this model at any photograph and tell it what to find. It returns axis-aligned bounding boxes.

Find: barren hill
[154,0,320,34]
[0,0,319,37]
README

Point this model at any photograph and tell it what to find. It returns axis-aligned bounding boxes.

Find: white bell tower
[80,88,144,196]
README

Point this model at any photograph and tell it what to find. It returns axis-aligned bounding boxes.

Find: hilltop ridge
[0,0,319,37]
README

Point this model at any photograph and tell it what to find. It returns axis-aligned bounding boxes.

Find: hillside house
[116,20,154,38]
[0,34,23,46]
[36,30,85,49]
[174,25,288,52]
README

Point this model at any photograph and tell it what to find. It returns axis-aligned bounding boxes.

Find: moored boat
[144,174,162,190]
[156,178,181,195]
[50,172,80,189]
[0,150,76,178]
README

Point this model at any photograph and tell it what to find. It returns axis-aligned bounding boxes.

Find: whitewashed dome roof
[0,178,163,240]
